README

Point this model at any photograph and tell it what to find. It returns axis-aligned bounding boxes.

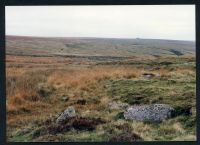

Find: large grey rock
[56,107,76,124]
[124,104,175,123]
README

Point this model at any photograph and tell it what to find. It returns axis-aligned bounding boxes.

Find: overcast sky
[6,5,195,41]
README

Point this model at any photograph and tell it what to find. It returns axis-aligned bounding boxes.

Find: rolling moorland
[6,35,196,141]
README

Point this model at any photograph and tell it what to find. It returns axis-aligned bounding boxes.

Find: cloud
[6,5,195,41]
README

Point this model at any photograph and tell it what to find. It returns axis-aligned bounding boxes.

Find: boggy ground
[6,54,196,141]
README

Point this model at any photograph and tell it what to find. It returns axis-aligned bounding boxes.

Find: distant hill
[6,35,195,57]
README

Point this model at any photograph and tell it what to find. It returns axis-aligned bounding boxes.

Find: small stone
[142,73,155,78]
[61,96,69,102]
[18,128,31,135]
[155,73,161,77]
[56,107,76,124]
[142,73,160,79]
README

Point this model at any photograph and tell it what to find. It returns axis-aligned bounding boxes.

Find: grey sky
[6,5,195,41]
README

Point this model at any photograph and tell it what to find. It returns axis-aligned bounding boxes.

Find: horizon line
[6,35,195,42]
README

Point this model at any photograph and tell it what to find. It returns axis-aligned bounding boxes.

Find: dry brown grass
[47,67,142,90]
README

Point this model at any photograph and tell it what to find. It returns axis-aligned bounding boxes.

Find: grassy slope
[6,36,195,57]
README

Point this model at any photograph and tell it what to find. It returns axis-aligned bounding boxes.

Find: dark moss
[174,106,192,116]
[37,88,52,98]
[115,123,132,133]
[177,115,196,130]
[32,127,47,138]
[115,112,125,120]
[72,117,106,131]
[109,132,143,142]
[76,99,87,105]
[123,93,149,105]
[47,124,72,134]
[159,61,173,65]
